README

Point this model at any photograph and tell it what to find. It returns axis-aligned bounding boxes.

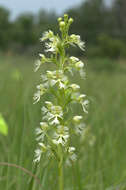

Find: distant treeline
[0,0,126,58]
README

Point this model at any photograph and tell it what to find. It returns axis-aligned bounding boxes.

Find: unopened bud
[59,21,65,28]
[64,14,68,20]
[69,18,74,24]
[58,17,62,22]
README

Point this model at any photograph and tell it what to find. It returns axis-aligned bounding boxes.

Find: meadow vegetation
[0,54,126,190]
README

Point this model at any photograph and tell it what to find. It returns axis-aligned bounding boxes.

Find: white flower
[75,61,84,69]
[39,54,47,63]
[35,127,43,135]
[45,37,60,53]
[39,142,47,152]
[41,74,48,82]
[34,60,41,72]
[46,70,68,89]
[78,94,86,100]
[57,125,69,133]
[46,70,54,78]
[77,94,89,113]
[45,42,55,53]
[66,147,77,166]
[36,133,45,141]
[34,142,47,163]
[70,153,77,162]
[49,79,57,86]
[49,111,63,125]
[69,84,80,91]
[40,30,60,53]
[45,101,53,109]
[40,122,49,131]
[68,146,76,153]
[69,56,79,63]
[75,123,85,134]
[69,34,85,51]
[80,69,86,78]
[33,84,46,104]
[69,57,85,78]
[73,115,83,123]
[82,100,89,113]
[42,103,63,125]
[50,116,60,125]
[34,148,42,163]
[53,125,69,146]
[58,80,65,89]
[41,106,48,114]
[41,30,54,41]
[33,91,41,104]
[35,127,44,141]
[53,133,69,146]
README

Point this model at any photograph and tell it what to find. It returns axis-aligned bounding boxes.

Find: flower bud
[59,21,65,28]
[64,14,68,20]
[58,17,62,22]
[69,18,74,24]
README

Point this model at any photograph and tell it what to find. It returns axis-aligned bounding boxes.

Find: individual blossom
[41,102,63,125]
[46,70,68,89]
[45,35,60,53]
[34,143,47,163]
[78,94,89,113]
[65,147,77,166]
[68,147,77,162]
[41,30,54,42]
[73,115,83,123]
[34,54,49,72]
[35,122,49,141]
[69,34,85,51]
[69,84,80,91]
[34,60,41,72]
[75,123,86,135]
[75,61,84,70]
[39,54,48,64]
[53,125,69,146]
[33,84,46,104]
[69,56,79,63]
[68,56,85,77]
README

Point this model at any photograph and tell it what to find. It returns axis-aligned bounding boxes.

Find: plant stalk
[58,161,64,190]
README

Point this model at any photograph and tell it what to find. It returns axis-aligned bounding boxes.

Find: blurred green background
[0,0,126,58]
[0,0,126,190]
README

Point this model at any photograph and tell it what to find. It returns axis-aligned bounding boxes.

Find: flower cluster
[33,14,89,165]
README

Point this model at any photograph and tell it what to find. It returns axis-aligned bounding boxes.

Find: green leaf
[0,114,8,136]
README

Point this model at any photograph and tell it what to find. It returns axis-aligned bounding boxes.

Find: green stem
[58,144,64,190]
[58,161,64,190]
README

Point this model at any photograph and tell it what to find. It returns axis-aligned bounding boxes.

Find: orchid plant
[33,14,89,190]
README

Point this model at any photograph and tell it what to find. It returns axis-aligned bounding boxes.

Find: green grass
[0,55,126,190]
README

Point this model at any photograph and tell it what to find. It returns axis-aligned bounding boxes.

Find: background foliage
[0,55,126,190]
[0,0,126,58]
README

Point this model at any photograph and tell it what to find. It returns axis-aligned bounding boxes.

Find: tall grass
[0,55,126,190]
